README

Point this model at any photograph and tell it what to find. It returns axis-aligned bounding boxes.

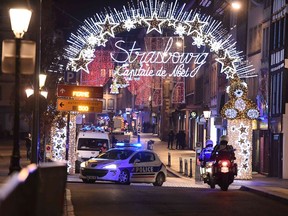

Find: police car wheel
[153,173,165,186]
[82,179,96,184]
[118,169,130,185]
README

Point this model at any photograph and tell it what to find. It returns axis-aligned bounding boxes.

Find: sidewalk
[139,133,288,204]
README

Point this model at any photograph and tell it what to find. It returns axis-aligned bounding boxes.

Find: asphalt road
[67,182,288,216]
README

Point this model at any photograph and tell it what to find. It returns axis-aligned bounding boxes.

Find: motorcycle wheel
[208,174,215,189]
[220,174,229,191]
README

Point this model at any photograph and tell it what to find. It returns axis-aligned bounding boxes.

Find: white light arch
[65,0,257,80]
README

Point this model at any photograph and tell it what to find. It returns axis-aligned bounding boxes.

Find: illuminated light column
[68,113,77,174]
[227,119,252,179]
[51,123,67,162]
[221,76,259,180]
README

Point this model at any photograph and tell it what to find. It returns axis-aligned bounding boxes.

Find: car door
[129,151,158,183]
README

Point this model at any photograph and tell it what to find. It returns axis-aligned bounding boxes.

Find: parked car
[79,147,167,186]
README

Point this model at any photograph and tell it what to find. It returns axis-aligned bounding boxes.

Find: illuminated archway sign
[60,0,259,176]
[65,0,256,80]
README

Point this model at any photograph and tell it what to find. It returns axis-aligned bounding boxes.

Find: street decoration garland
[61,0,260,178]
[65,0,256,80]
[221,77,259,179]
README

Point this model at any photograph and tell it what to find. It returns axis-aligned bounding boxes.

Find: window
[107,99,114,110]
[142,152,155,162]
[262,27,270,60]
[248,24,262,55]
[78,138,108,151]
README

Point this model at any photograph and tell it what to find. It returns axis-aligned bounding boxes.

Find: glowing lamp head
[9,8,32,38]
[231,1,241,10]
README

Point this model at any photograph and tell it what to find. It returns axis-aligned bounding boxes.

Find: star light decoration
[96,15,118,37]
[51,125,67,161]
[68,51,93,73]
[143,12,166,34]
[185,13,207,36]
[228,120,253,180]
[65,0,257,79]
[68,114,77,174]
[216,52,238,79]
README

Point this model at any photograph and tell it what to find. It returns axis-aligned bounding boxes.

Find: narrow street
[67,182,288,216]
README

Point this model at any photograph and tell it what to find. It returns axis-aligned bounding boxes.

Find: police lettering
[135,167,153,173]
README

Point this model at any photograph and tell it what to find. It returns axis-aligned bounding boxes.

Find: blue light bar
[133,143,142,147]
[116,143,125,146]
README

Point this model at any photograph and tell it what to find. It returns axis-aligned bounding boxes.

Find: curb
[63,189,75,216]
[240,186,288,205]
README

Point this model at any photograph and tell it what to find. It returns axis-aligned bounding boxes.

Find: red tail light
[219,160,230,167]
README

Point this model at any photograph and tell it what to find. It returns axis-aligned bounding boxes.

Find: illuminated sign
[110,37,208,79]
[57,84,103,99]
[72,91,89,97]
[57,99,103,112]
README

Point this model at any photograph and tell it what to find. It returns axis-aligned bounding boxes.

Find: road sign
[2,39,36,74]
[57,99,103,112]
[57,84,103,99]
[64,71,77,83]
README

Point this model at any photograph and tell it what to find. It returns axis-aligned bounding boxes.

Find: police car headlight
[103,164,117,169]
[80,162,86,168]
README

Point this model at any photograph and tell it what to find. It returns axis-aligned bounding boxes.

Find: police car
[79,146,167,186]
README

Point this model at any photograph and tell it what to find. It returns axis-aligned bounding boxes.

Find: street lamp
[203,106,211,141]
[9,7,32,174]
[25,73,47,163]
[25,73,48,98]
[231,0,241,10]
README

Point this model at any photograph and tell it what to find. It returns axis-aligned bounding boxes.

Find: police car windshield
[98,149,134,160]
[78,138,108,151]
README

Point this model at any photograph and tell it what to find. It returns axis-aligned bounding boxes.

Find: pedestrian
[167,130,175,149]
[25,133,32,160]
[179,130,186,149]
[175,131,180,149]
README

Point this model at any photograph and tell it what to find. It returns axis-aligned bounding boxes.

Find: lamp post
[203,106,211,141]
[25,73,47,163]
[9,8,32,174]
[25,73,48,98]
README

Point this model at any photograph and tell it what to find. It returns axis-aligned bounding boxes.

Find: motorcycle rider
[199,139,214,180]
[199,139,214,167]
[210,135,235,161]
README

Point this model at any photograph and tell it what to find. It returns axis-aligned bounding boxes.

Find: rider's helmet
[205,139,213,148]
[220,135,229,143]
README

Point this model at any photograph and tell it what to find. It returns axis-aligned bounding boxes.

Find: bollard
[179,157,183,173]
[137,135,140,143]
[184,159,188,176]
[168,152,171,167]
[189,158,193,178]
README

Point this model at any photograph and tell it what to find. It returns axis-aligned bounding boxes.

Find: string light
[64,0,257,79]
[222,77,259,179]
[228,119,252,179]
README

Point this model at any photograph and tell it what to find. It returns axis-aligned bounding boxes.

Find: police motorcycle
[199,137,237,191]
[205,149,237,191]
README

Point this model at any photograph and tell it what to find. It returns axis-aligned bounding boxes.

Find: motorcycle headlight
[80,162,86,168]
[103,164,117,170]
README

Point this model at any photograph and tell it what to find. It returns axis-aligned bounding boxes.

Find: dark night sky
[51,0,197,39]
[52,0,196,26]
